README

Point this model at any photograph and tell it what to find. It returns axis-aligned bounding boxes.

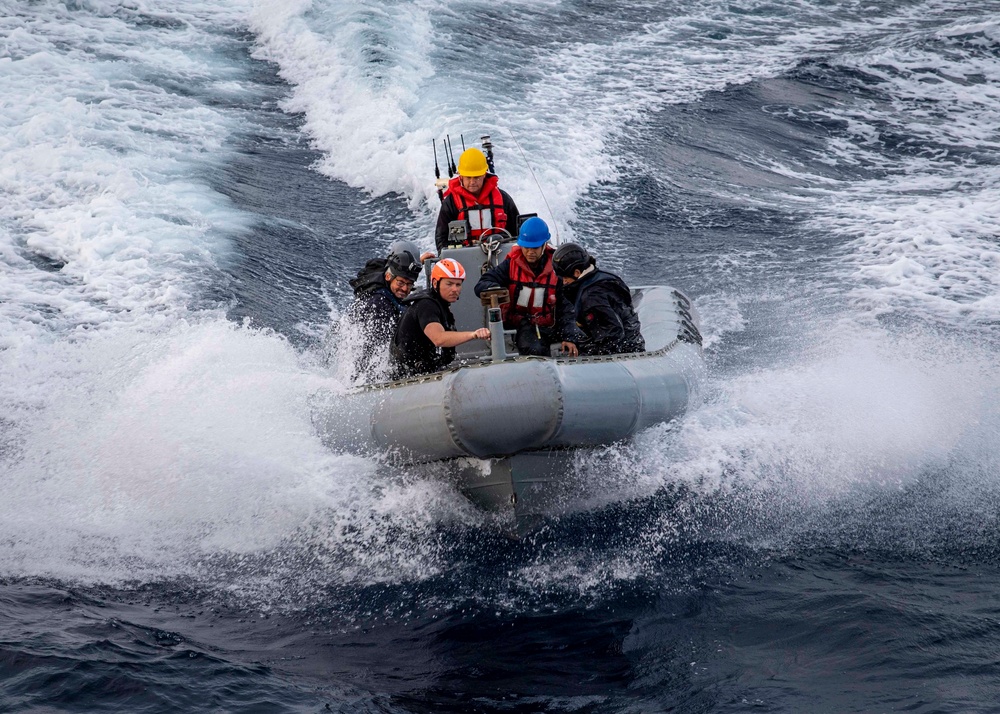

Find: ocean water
[2,0,1000,711]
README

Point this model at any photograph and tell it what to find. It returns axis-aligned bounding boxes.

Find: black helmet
[552,243,594,278]
[386,240,422,281]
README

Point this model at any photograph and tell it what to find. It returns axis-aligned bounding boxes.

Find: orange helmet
[431,258,466,284]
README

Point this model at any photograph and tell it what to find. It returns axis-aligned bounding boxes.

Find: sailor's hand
[472,328,491,340]
[560,341,579,357]
[419,251,435,263]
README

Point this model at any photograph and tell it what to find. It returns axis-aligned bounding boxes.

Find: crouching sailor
[474,216,584,357]
[552,243,645,355]
[391,258,490,378]
[345,240,428,378]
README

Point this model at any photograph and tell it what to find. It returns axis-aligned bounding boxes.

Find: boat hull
[314,286,702,464]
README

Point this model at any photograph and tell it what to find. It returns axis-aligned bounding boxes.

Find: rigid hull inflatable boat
[314,243,704,531]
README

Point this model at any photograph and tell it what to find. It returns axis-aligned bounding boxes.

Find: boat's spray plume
[506,128,560,245]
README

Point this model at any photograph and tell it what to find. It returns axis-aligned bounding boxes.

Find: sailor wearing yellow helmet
[435,147,520,253]
[391,258,491,378]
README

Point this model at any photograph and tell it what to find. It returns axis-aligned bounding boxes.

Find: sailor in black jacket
[552,243,645,356]
[345,241,425,379]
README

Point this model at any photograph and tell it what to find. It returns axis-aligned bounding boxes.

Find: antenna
[445,135,457,176]
[432,138,444,202]
[506,128,560,245]
[480,135,495,174]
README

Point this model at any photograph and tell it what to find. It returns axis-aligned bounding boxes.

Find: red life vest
[445,175,508,243]
[503,246,558,328]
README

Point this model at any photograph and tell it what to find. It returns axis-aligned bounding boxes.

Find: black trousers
[515,323,556,356]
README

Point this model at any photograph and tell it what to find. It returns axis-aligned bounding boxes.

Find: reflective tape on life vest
[504,246,558,327]
[515,287,547,309]
[467,207,493,232]
[446,175,506,242]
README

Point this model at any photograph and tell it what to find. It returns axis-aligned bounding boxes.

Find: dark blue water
[4,1,1000,712]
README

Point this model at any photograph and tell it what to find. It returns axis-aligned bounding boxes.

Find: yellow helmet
[457,147,488,177]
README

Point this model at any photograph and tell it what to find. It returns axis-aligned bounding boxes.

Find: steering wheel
[477,226,512,255]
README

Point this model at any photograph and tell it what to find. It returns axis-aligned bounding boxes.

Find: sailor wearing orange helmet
[391,258,490,378]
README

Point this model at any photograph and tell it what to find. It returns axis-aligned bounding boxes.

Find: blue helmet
[517,217,551,248]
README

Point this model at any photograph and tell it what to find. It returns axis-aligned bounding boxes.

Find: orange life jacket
[445,175,508,243]
[503,246,558,328]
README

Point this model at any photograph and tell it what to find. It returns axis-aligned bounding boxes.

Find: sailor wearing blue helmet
[475,217,585,357]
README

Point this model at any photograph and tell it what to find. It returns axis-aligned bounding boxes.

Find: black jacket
[435,182,520,253]
[563,270,645,355]
[345,285,406,377]
[475,254,585,344]
[347,286,404,345]
[391,289,456,378]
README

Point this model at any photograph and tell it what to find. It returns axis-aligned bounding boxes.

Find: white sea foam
[0,0,256,341]
[596,317,996,504]
[0,2,453,586]
[3,0,1000,599]
[248,0,439,210]
[799,19,1000,325]
[0,318,469,587]
[245,0,978,249]
[0,0,485,591]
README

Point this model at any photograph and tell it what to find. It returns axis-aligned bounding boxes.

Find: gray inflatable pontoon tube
[314,293,702,462]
